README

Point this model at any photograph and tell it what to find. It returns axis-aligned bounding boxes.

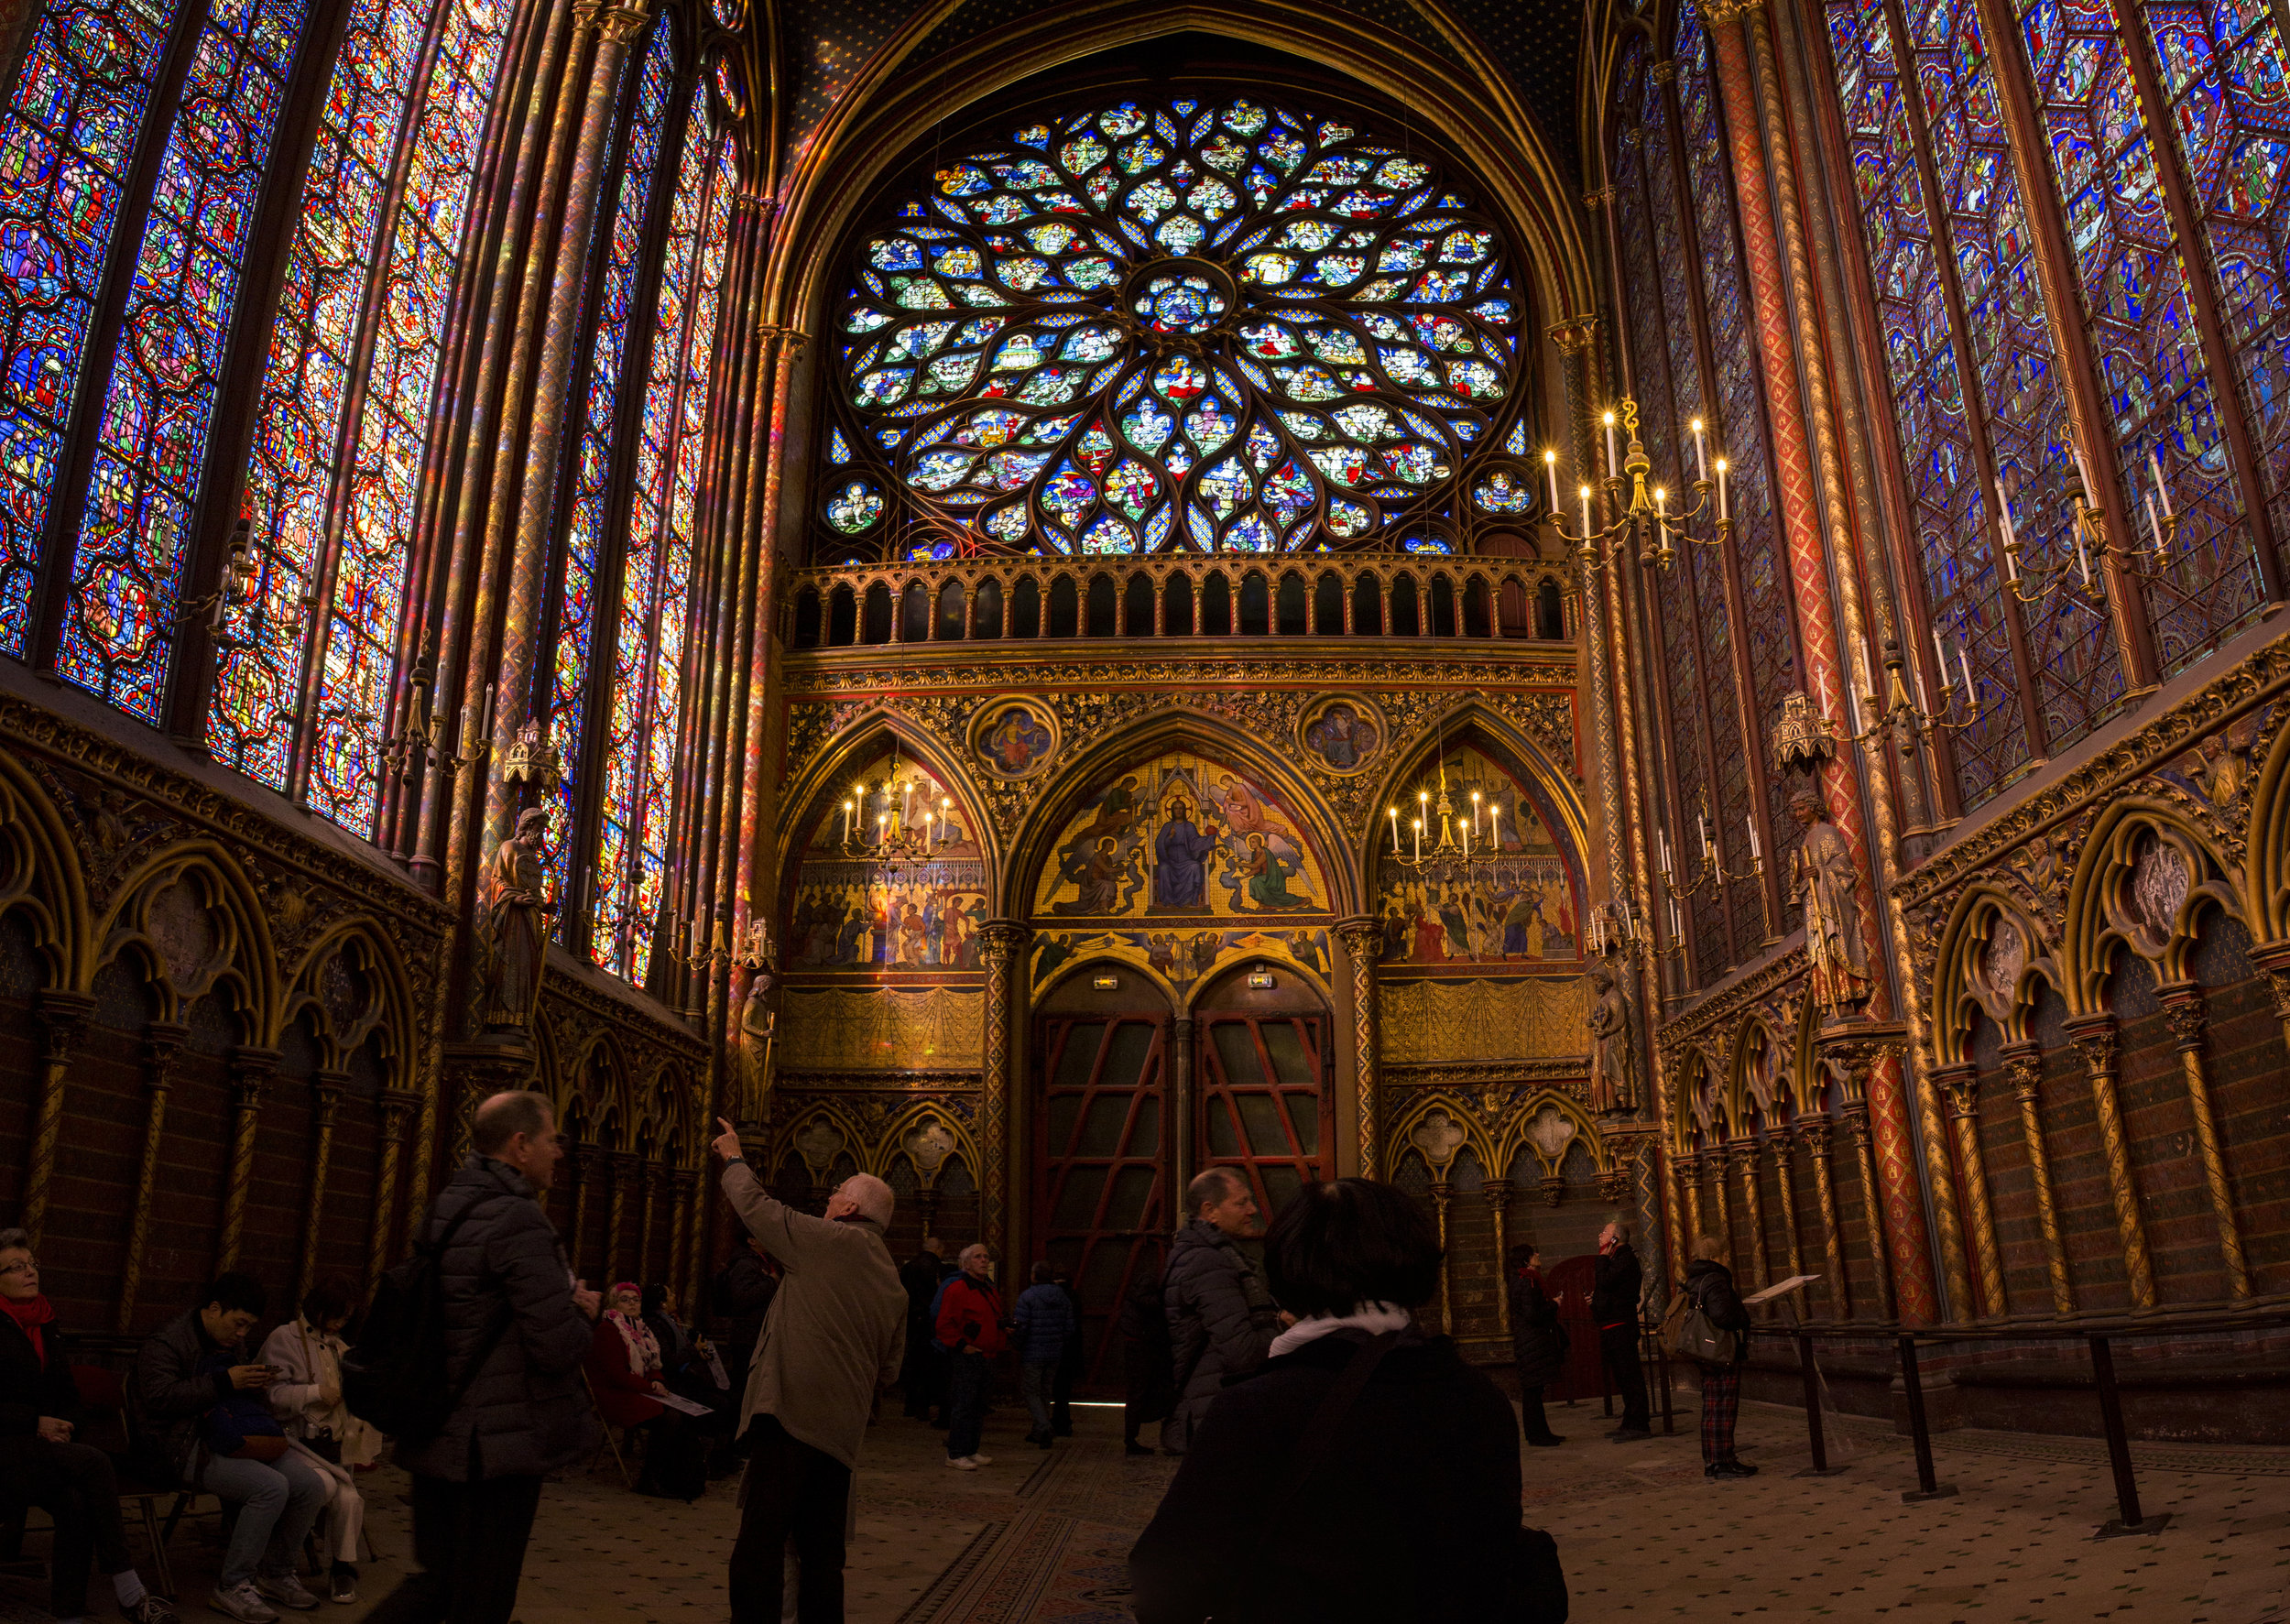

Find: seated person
[586,1283,707,1499]
[258,1279,372,1604]
[134,1272,329,1623]
[0,1228,178,1624]
[640,1284,733,1420]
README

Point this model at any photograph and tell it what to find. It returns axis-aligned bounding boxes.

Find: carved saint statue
[1788,788,1871,1019]
[1585,963,1638,1115]
[481,807,552,1031]
[737,962,778,1117]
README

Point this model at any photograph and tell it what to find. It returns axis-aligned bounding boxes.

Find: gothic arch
[878,1100,983,1188]
[2063,801,2244,1010]
[1388,1093,1499,1181]
[1926,885,2060,1064]
[773,710,1000,910]
[0,758,83,993]
[278,921,414,1076]
[2246,707,2290,947]
[94,849,277,1033]
[1491,1088,1604,1181]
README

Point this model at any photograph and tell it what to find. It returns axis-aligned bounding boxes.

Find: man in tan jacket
[712,1117,907,1623]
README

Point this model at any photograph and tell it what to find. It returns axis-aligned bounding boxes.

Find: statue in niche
[1585,963,1638,1115]
[1789,788,1871,1020]
[481,807,553,1031]
[737,964,777,1117]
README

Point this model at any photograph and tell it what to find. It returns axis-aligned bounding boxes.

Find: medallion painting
[1374,745,1578,968]
[786,757,987,975]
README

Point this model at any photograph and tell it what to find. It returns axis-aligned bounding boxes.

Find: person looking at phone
[134,1272,330,1620]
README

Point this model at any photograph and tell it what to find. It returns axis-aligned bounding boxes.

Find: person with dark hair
[1685,1235,1756,1478]
[1049,1270,1083,1438]
[260,1277,374,1601]
[1160,1167,1281,1455]
[135,1271,330,1621]
[364,1088,601,1624]
[1592,1220,1651,1442]
[934,1245,1006,1469]
[1,1228,179,1624]
[1129,1180,1540,1623]
[1118,1263,1174,1456]
[1009,1261,1075,1449]
[1506,1243,1566,1447]
[895,1237,948,1422]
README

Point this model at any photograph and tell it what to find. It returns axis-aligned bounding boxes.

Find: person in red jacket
[934,1245,1006,1470]
[587,1282,710,1499]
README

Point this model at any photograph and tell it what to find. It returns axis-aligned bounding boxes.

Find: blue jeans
[1020,1360,1058,1436]
[199,1450,329,1588]
[945,1351,990,1459]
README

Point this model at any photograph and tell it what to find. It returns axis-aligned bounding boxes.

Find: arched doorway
[1192,963,1333,1215]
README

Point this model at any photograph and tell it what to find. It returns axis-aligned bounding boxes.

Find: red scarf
[3,1292,55,1365]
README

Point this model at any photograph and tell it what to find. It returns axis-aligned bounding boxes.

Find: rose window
[820,96,1530,558]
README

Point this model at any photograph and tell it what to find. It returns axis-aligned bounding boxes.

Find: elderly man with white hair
[712,1117,908,1624]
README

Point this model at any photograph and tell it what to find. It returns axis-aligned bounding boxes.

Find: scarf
[3,1292,54,1364]
[1268,1300,1412,1358]
[606,1307,660,1374]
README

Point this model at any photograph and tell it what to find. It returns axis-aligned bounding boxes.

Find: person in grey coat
[1160,1168,1283,1455]
[364,1090,601,1624]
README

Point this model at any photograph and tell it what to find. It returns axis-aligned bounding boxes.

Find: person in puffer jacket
[364,1091,601,1624]
[1010,1262,1078,1447]
[1161,1168,1282,1455]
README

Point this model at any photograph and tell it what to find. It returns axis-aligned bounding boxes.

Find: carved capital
[2062,1014,2118,1074]
[1541,1174,1567,1206]
[144,1019,191,1083]
[1334,915,1382,964]
[1703,0,1765,21]
[2156,983,2207,1051]
[1650,60,1678,84]
[1934,1063,1979,1121]
[1813,1020,1903,1108]
[228,1046,281,1108]
[757,320,809,354]
[377,1087,421,1137]
[1580,185,1619,210]
[1999,1041,2045,1103]
[1545,314,1600,355]
[311,1069,351,1118]
[979,919,1030,970]
[593,2,647,43]
[35,991,94,1064]
[1793,1116,1832,1161]
[1481,1177,1511,1208]
[2266,966,2290,1024]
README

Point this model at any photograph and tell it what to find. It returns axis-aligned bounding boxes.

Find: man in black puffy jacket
[1591,1221,1651,1441]
[1161,1168,1282,1454]
[365,1091,601,1624]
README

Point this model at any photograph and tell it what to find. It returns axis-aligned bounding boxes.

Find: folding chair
[71,1364,196,1601]
[582,1368,640,1488]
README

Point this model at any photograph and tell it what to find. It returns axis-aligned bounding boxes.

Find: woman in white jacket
[259,1280,375,1604]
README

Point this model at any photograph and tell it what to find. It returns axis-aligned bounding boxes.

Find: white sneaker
[255,1574,320,1613]
[965,1453,994,1466]
[944,1455,978,1470]
[209,1583,279,1623]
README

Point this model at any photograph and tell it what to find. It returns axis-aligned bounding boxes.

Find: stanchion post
[1793,1331,1847,1476]
[2090,1335,2171,1538]
[1897,1335,1958,1503]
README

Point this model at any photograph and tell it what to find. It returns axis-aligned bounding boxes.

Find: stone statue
[480,807,552,1031]
[1788,788,1871,1019]
[737,961,778,1117]
[1585,963,1638,1115]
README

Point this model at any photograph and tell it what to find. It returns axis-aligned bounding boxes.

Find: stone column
[605,1151,636,1283]
[1706,1150,1734,1263]
[17,991,93,1248]
[2156,986,2250,1301]
[2252,947,2290,1056]
[1768,1130,1805,1281]
[299,1071,351,1301]
[673,1167,699,1308]
[638,1161,663,1281]
[570,1144,601,1281]
[1730,1142,1770,1293]
[216,1048,281,1272]
[1676,1151,1705,1246]
[1936,1063,2007,1317]
[117,1020,189,1334]
[978,921,1030,1267]
[2063,1016,2154,1309]
[1797,1117,1848,1319]
[1999,1044,2074,1315]
[369,1088,421,1288]
[1335,918,1381,1179]
[1172,1015,1196,1201]
[1429,1179,1454,1335]
[1485,1179,1513,1338]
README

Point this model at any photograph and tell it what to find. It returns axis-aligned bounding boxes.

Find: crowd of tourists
[4,1084,1755,1624]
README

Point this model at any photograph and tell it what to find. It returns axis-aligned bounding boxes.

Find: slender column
[1336,918,1381,1178]
[216,1049,281,1273]
[638,1161,662,1280]
[2063,1017,2155,1310]
[605,1151,635,1283]
[1677,1150,1705,1243]
[1485,1179,1513,1338]
[570,1145,600,1281]
[369,1089,420,1287]
[17,993,93,1248]
[1172,1016,1196,1201]
[673,1167,699,1308]
[1797,1117,1848,1318]
[1999,1044,2075,1315]
[1936,1064,2007,1318]
[978,921,1030,1267]
[1769,1130,1805,1281]
[117,1021,189,1334]
[1731,1142,1769,1292]
[299,1071,351,1301]
[2156,986,2250,1301]
[1843,1101,1894,1321]
[1429,1180,1455,1334]
[1706,1150,1734,1261]
[2256,950,2290,1055]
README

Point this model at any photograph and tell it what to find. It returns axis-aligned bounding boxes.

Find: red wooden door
[1195,1011,1330,1215]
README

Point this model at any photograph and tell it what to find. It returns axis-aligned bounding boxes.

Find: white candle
[2144,491,2166,561]
[1471,790,1482,835]
[1412,819,1423,863]
[2074,519,2092,586]
[1603,410,1618,477]
[1698,812,1710,858]
[1544,450,1560,514]
[1461,817,1470,856]
[1847,684,1865,736]
[1957,642,1975,697]
[1488,804,1500,848]
[844,800,853,842]
[1658,826,1671,875]
[2151,448,2172,516]
[1746,816,1760,860]
[1691,418,1707,481]
[1995,477,2019,560]
[1716,458,1729,523]
[1389,807,1401,856]
[2075,445,2095,499]
[1580,483,1593,540]
[1932,626,1948,688]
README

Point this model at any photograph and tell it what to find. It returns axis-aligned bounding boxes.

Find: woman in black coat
[0,1228,177,1622]
[1507,1243,1567,1446]
[1129,1181,1546,1624]
[1685,1235,1755,1479]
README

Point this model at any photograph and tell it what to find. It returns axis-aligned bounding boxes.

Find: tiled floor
[6,1393,2287,1622]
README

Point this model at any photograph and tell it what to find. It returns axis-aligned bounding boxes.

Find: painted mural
[1029,922,1333,993]
[1373,745,1578,969]
[786,755,988,975]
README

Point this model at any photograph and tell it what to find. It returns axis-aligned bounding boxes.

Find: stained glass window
[824,96,1523,558]
[0,0,184,658]
[57,0,311,719]
[211,0,443,787]
[545,18,677,920]
[591,99,726,979]
[2016,0,2261,673]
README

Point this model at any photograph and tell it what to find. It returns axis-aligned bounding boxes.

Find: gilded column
[978,921,1030,1267]
[1335,918,1381,1178]
[1485,1179,1513,1338]
[2063,1016,2154,1309]
[1797,1117,1848,1318]
[1769,1130,1805,1281]
[2157,986,2250,1301]
[369,1088,420,1288]
[18,991,93,1248]
[1676,1151,1705,1246]
[116,1020,189,1334]
[1998,1045,2074,1315]
[299,1071,351,1301]
[1838,1082,1893,1321]
[569,1144,600,1281]
[605,1151,634,1284]
[672,1167,698,1308]
[638,1161,663,1281]
[1706,1150,1733,1261]
[216,1048,281,1273]
[1730,1142,1769,1292]
[1429,1180,1454,1334]
[1935,1064,2007,1317]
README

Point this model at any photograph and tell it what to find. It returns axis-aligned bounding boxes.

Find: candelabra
[380,657,492,780]
[1543,399,1732,570]
[1832,638,1990,756]
[839,745,956,874]
[669,914,774,975]
[173,520,284,648]
[1586,898,1639,957]
[1652,791,1762,955]
[1384,739,1505,890]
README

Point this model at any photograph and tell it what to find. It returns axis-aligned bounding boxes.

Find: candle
[1691,418,1707,481]
[844,799,854,842]
[1746,816,1760,861]
[1847,684,1865,736]
[2144,491,2166,561]
[2075,445,2095,500]
[1716,457,1728,523]
[2074,519,2092,586]
[1995,477,2018,555]
[1603,410,1618,477]
[1488,803,1500,848]
[1580,483,1593,541]
[1698,812,1710,859]
[1957,641,1975,697]
[2151,447,2172,516]
[1389,806,1401,856]
[1544,449,1560,514]
[1412,818,1423,863]
[1471,790,1482,836]
[1461,817,1470,857]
